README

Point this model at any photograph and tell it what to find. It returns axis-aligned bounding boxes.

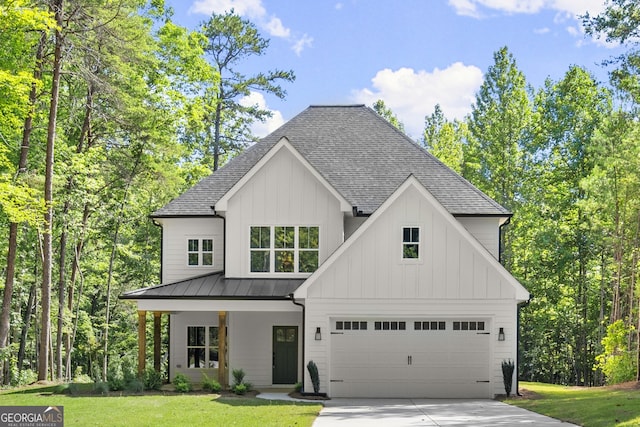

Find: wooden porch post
[218,311,227,387]
[153,312,161,372]
[137,310,146,376]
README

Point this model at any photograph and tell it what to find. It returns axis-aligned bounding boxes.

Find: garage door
[330,318,491,398]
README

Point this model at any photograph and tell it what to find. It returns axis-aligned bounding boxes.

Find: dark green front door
[273,326,298,384]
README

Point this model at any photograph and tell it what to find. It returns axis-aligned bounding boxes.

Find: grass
[0,385,322,427]
[506,381,640,427]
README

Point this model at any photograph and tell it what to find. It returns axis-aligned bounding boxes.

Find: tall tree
[373,99,405,133]
[199,11,295,171]
[423,104,466,174]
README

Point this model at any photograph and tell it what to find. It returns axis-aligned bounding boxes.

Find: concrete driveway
[311,398,579,426]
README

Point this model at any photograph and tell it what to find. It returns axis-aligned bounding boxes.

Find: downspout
[152,219,163,283]
[498,216,511,265]
[517,294,532,396]
[210,206,225,273]
[289,293,305,384]
[151,219,167,380]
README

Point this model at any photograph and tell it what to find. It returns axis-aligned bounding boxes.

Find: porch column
[153,312,161,372]
[218,311,227,387]
[137,310,146,376]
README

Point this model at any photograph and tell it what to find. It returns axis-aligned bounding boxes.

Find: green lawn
[0,385,322,427]
[506,381,640,427]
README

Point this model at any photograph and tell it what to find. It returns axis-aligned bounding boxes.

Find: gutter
[289,293,305,385]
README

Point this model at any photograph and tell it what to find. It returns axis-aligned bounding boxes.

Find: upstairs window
[250,226,319,273]
[402,227,420,259]
[188,238,213,266]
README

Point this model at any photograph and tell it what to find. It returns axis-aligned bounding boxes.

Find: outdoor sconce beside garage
[315,327,322,340]
[498,327,505,341]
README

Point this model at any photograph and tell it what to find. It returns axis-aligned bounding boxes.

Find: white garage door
[330,318,492,398]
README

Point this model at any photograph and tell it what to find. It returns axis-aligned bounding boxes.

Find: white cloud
[189,0,312,55]
[292,34,314,57]
[351,63,484,138]
[534,27,550,34]
[448,0,604,17]
[239,92,285,138]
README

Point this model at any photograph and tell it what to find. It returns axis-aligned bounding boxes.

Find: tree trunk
[0,31,46,384]
[17,281,37,372]
[39,0,64,382]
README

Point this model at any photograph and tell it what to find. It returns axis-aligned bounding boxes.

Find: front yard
[0,385,321,427]
[507,381,640,427]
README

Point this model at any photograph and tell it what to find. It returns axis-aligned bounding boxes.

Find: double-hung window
[250,226,319,273]
[187,326,219,368]
[402,227,420,259]
[188,238,213,266]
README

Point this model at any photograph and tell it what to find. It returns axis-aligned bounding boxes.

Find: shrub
[294,382,303,393]
[93,381,109,395]
[127,378,145,393]
[202,373,222,392]
[594,320,637,384]
[143,367,163,391]
[307,360,320,393]
[232,383,247,395]
[232,368,246,386]
[501,359,515,397]
[173,373,192,393]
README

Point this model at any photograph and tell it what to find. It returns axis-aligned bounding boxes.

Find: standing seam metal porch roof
[152,105,510,218]
[119,271,304,299]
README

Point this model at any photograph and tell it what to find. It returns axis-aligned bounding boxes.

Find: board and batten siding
[228,311,302,387]
[224,146,344,277]
[158,217,224,283]
[457,217,502,260]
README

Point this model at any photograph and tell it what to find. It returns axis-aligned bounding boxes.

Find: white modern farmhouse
[121,105,530,398]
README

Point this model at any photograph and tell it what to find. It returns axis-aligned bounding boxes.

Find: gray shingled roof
[120,271,304,299]
[152,105,509,217]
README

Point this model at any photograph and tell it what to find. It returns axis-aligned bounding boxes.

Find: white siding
[169,311,220,383]
[169,311,303,386]
[159,217,224,283]
[457,217,501,259]
[224,147,344,277]
[228,311,302,387]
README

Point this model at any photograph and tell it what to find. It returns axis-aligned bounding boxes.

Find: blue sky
[166,0,624,139]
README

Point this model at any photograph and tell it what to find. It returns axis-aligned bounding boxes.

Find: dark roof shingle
[152,105,509,217]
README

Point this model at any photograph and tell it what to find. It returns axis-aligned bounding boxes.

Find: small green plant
[143,367,163,391]
[501,359,515,397]
[307,360,320,394]
[231,368,252,395]
[294,382,303,393]
[594,320,637,384]
[233,383,247,395]
[173,373,192,393]
[202,373,222,392]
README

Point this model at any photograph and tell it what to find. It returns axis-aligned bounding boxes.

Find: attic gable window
[250,226,319,273]
[402,227,420,259]
[188,238,213,266]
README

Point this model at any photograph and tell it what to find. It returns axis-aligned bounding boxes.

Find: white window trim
[187,237,214,267]
[401,225,422,262]
[249,225,319,275]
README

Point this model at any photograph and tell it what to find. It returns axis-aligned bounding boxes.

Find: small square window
[453,322,460,331]
[477,321,485,331]
[414,322,422,330]
[382,321,390,330]
[402,227,420,259]
[439,321,446,330]
[360,322,368,330]
[375,322,382,330]
[399,322,406,330]
[344,322,351,330]
[336,321,343,330]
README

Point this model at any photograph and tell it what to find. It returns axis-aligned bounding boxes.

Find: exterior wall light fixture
[498,327,505,341]
[315,327,322,341]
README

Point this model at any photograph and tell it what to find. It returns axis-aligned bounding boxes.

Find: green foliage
[232,383,247,395]
[232,368,246,386]
[173,373,192,393]
[307,360,320,394]
[127,378,145,394]
[93,381,109,395]
[143,367,163,391]
[231,368,252,394]
[202,373,222,392]
[294,382,303,393]
[594,320,637,385]
[423,104,466,173]
[373,99,405,133]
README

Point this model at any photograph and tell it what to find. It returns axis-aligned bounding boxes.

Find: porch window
[402,227,420,259]
[250,226,319,273]
[188,238,214,266]
[187,326,219,368]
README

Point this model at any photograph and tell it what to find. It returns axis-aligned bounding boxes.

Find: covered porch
[120,272,305,387]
